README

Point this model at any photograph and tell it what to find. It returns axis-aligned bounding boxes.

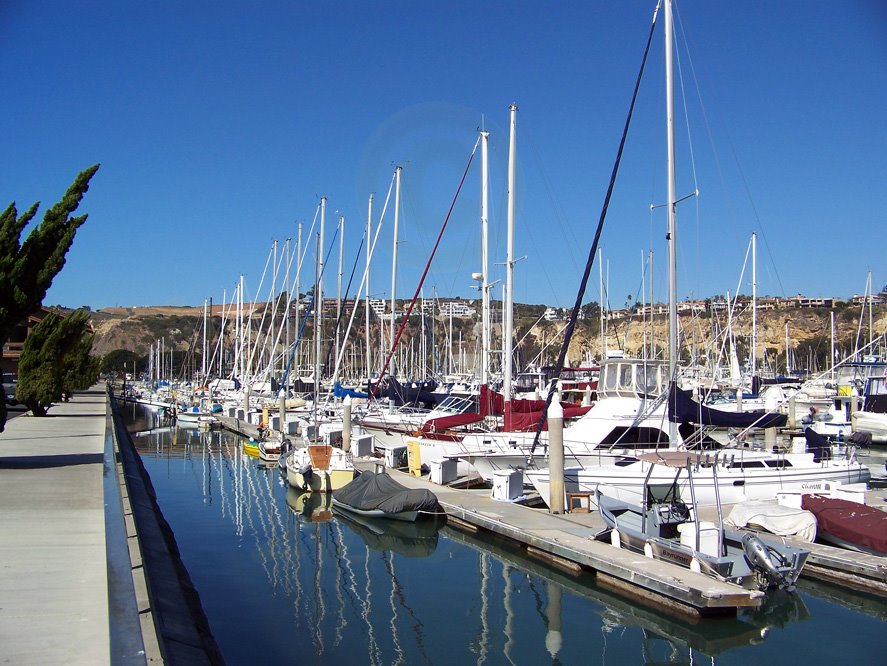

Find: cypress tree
[16,310,99,417]
[0,164,98,428]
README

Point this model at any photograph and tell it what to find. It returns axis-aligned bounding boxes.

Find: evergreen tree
[16,310,99,417]
[0,164,98,428]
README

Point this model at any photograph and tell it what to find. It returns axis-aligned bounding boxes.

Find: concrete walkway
[0,390,112,664]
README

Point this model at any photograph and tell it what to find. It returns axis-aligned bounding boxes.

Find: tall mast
[390,166,402,374]
[751,232,757,379]
[202,298,208,381]
[365,194,373,380]
[649,249,655,359]
[336,215,344,374]
[503,104,518,405]
[598,249,605,358]
[270,239,277,375]
[296,223,302,373]
[665,0,678,443]
[480,129,491,385]
[317,197,326,381]
[284,237,291,379]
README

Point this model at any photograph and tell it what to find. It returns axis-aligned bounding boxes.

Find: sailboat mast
[480,129,491,385]
[390,166,402,375]
[665,0,678,443]
[202,298,208,381]
[752,232,757,379]
[317,197,326,382]
[336,215,344,373]
[503,104,518,404]
[365,194,373,381]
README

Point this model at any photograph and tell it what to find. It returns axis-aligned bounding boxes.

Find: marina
[120,398,885,664]
[2,2,885,665]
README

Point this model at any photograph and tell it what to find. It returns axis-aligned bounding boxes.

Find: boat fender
[741,534,789,589]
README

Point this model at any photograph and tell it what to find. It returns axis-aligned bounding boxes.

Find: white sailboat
[526,0,871,508]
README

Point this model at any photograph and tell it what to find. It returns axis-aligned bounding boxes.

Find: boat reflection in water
[443,524,810,664]
[120,402,883,665]
[332,504,444,558]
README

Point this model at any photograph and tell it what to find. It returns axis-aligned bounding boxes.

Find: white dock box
[430,459,458,485]
[491,470,522,501]
[351,433,374,458]
[376,442,408,469]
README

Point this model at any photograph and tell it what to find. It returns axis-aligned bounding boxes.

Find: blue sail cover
[667,382,788,429]
[333,382,369,399]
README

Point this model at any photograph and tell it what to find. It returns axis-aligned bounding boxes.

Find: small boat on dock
[286,443,357,492]
[801,494,887,555]
[595,453,810,591]
[332,469,442,522]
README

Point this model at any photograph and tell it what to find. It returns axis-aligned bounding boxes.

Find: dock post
[343,395,352,453]
[548,398,565,514]
[244,385,251,417]
[278,390,286,437]
[545,580,563,658]
[788,396,796,428]
[765,426,777,451]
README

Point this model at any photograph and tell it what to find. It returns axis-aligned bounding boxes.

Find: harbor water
[121,403,885,665]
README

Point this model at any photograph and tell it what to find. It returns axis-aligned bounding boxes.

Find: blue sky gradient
[2,1,885,310]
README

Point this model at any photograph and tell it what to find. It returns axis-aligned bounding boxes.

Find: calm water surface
[121,403,885,665]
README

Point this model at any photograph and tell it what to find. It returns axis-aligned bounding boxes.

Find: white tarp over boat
[725,500,817,542]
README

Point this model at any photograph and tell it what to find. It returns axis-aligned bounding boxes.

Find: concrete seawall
[0,386,222,664]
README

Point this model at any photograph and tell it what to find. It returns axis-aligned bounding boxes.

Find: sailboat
[526,0,871,508]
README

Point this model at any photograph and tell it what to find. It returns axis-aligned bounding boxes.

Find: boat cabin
[597,358,671,400]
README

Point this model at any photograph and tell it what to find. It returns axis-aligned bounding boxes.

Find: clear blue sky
[2,1,885,311]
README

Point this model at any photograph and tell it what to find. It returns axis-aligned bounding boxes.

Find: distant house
[851,293,885,306]
[439,301,476,318]
[793,294,834,309]
[1,307,57,377]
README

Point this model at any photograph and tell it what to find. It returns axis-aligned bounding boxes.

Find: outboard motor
[741,533,791,590]
[299,464,314,491]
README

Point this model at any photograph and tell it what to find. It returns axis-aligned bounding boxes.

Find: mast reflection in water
[121,402,883,665]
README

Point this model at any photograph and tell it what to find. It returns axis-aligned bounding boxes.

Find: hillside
[89,300,886,375]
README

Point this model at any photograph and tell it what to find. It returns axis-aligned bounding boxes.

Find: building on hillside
[793,295,835,309]
[677,300,706,315]
[851,293,885,306]
[439,301,476,318]
[1,307,57,377]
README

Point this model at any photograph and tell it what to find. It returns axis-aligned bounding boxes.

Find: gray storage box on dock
[351,433,374,457]
[430,458,458,485]
[491,470,522,500]
[376,442,408,469]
